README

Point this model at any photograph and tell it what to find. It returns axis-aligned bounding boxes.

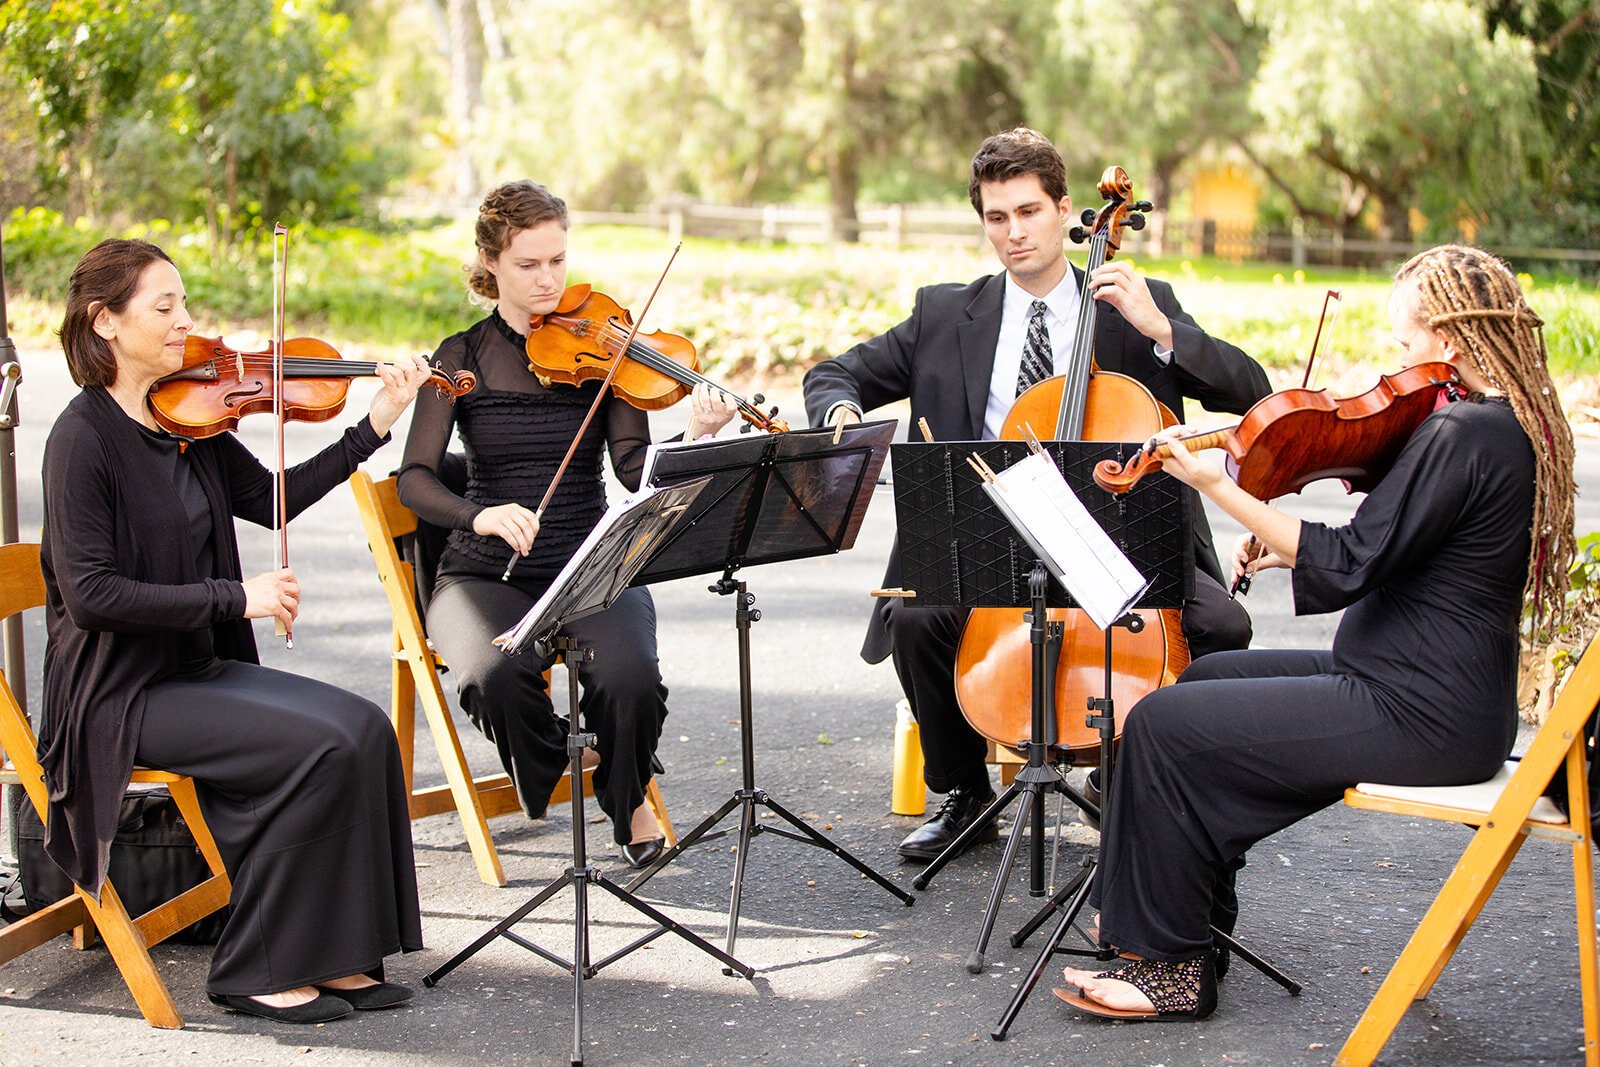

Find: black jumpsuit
[1092,397,1533,962]
[398,311,666,845]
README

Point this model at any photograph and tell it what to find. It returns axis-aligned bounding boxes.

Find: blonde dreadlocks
[1394,244,1576,637]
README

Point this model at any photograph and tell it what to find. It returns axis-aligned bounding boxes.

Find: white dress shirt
[983,272,1081,440]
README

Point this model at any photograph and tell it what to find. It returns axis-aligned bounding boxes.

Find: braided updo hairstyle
[466,180,568,301]
[1394,244,1576,636]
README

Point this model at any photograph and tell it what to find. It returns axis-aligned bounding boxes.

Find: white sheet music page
[979,451,1150,631]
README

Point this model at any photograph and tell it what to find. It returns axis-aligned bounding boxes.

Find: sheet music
[493,477,708,654]
[979,451,1150,630]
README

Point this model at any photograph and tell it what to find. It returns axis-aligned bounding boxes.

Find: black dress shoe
[1082,769,1103,832]
[896,784,999,861]
[313,981,415,1010]
[207,991,354,1024]
[621,838,664,869]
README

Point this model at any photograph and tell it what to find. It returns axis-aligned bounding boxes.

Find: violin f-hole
[223,382,265,409]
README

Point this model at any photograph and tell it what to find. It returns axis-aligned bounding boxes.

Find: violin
[954,166,1189,758]
[1091,361,1460,500]
[525,284,788,433]
[149,333,476,439]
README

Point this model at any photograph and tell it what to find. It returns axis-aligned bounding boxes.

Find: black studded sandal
[1053,951,1218,1021]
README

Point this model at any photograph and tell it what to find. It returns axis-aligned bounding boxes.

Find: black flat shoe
[313,981,414,1010]
[896,784,999,861]
[207,991,354,1024]
[621,838,664,869]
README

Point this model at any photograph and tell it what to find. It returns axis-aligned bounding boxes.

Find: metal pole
[0,226,25,708]
[0,226,27,868]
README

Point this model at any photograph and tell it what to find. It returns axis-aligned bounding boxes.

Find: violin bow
[272,222,294,647]
[1232,287,1342,598]
[500,242,683,582]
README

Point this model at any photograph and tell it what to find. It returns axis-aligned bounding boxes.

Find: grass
[5,210,1597,394]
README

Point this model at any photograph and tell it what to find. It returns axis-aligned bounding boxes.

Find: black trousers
[427,574,667,846]
[884,569,1252,793]
[1089,648,1511,961]
[137,660,423,996]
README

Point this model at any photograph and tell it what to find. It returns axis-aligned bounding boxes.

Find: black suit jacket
[802,267,1270,663]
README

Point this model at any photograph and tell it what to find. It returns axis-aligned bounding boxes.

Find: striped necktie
[1016,299,1053,396]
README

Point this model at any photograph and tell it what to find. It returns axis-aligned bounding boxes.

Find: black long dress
[1091,396,1533,962]
[40,387,422,995]
[397,311,667,845]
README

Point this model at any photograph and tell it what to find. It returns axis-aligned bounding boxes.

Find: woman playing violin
[397,180,736,869]
[1057,244,1577,1021]
[40,239,434,1023]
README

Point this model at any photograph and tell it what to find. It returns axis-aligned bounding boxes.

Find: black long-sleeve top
[1293,396,1533,751]
[39,385,387,893]
[397,311,650,582]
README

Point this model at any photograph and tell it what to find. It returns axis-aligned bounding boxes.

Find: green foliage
[1244,0,1547,240]
[7,212,1598,385]
[2,208,471,345]
[0,0,400,232]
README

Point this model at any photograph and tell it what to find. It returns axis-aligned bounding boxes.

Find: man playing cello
[803,127,1270,862]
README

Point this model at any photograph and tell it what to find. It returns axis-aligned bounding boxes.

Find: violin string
[566,318,768,422]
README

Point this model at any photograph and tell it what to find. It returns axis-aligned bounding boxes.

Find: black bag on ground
[15,786,231,944]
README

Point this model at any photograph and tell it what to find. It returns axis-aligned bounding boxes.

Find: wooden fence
[381,196,1600,270]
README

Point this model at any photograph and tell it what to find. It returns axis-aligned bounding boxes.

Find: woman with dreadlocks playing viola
[1056,244,1577,1022]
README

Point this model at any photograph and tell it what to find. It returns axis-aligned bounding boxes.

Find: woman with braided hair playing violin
[398,180,738,869]
[1057,245,1576,1021]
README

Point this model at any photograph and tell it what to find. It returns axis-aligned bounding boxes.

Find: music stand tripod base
[626,574,914,970]
[423,637,754,1067]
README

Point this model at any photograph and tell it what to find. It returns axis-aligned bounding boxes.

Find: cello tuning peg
[1126,213,1146,231]
[1069,226,1090,244]
[1080,209,1096,225]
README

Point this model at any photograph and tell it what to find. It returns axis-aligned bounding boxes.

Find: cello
[953,167,1188,757]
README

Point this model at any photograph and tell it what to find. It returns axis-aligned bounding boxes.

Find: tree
[1243,0,1548,242]
[1,0,388,234]
[1480,0,1600,244]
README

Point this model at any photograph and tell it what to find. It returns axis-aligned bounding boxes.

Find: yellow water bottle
[891,699,926,816]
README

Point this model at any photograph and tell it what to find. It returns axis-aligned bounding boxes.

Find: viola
[1090,361,1460,500]
[525,284,788,434]
[954,166,1189,758]
[149,333,476,439]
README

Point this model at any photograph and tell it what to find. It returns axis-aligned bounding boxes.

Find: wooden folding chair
[348,471,675,888]
[0,542,231,1029]
[1337,638,1600,1066]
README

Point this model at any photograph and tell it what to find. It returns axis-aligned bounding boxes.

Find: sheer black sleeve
[397,333,480,531]
[607,397,651,493]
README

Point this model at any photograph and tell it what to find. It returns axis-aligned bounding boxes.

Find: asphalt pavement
[1,353,1598,1066]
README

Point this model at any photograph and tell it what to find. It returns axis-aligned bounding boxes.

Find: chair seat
[1349,761,1568,826]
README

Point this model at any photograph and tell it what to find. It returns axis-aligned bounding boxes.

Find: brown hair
[466,180,569,300]
[58,238,176,388]
[1394,244,1577,637]
[968,127,1069,215]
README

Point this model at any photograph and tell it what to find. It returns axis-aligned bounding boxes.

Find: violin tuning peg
[1133,200,1154,212]
[1080,209,1096,225]
[1127,213,1146,231]
[740,421,754,433]
[1069,226,1090,244]
[752,392,766,405]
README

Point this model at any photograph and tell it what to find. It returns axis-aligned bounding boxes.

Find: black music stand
[891,441,1301,1038]
[422,476,755,1067]
[624,421,915,966]
[891,440,1191,977]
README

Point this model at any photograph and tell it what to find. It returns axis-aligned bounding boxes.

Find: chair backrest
[349,472,430,655]
[1505,637,1600,832]
[0,543,52,816]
